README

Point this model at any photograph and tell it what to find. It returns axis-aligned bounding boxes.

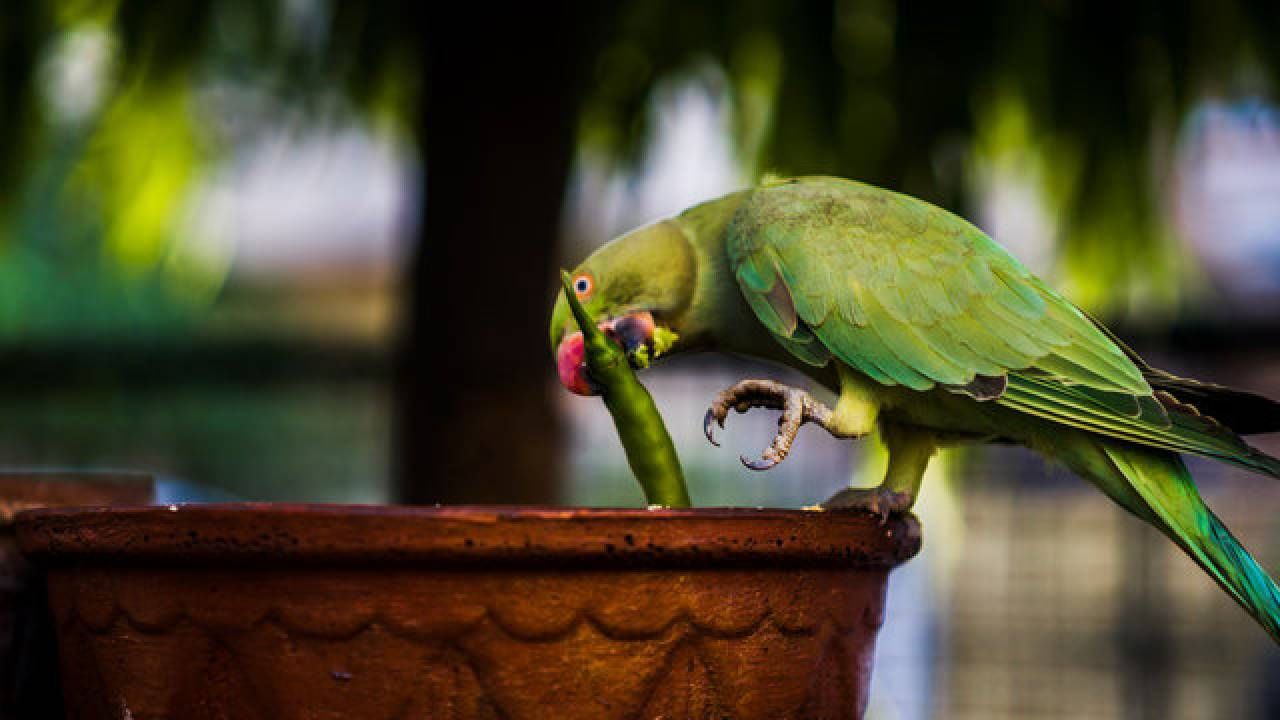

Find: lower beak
[607,312,657,357]
[555,311,657,396]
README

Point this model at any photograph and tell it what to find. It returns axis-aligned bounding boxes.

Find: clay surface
[17,504,920,720]
[0,472,152,719]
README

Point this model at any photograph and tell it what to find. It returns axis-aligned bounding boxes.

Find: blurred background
[2,0,1280,717]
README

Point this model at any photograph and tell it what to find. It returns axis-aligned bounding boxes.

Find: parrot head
[550,219,698,396]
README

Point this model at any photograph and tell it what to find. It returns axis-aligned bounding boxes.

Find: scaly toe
[820,487,911,524]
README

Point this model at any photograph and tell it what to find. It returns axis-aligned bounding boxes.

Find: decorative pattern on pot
[18,505,920,719]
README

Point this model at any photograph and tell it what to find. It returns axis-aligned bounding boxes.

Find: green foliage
[4,0,1280,332]
[581,0,1280,316]
[0,1,423,339]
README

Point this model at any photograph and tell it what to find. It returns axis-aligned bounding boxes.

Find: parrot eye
[573,274,593,299]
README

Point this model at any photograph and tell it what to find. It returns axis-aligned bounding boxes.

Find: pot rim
[15,503,921,569]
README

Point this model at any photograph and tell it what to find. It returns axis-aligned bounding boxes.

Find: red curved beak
[554,311,657,396]
[555,331,595,396]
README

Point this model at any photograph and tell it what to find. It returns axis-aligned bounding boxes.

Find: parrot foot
[702,379,837,471]
[819,486,913,524]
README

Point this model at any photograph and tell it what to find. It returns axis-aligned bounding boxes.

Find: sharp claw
[705,379,825,472]
[703,409,721,447]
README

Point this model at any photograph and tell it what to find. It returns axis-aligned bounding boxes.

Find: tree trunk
[396,4,600,504]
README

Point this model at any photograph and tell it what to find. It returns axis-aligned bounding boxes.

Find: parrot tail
[1081,308,1280,436]
[1147,373,1280,436]
[1241,447,1280,481]
[1100,443,1280,643]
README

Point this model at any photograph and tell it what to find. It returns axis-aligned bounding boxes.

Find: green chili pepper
[560,271,692,508]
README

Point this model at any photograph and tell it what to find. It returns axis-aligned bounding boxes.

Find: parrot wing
[726,177,1280,477]
[726,176,1148,394]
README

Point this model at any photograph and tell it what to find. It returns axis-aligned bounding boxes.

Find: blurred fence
[0,339,391,503]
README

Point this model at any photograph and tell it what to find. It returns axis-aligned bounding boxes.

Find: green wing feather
[726,177,1279,476]
[726,177,1147,393]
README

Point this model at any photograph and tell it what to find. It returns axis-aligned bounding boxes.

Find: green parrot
[549,175,1280,642]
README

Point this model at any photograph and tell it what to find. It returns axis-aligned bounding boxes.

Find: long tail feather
[1081,306,1280,435]
[1148,374,1280,436]
[1005,373,1280,481]
[1103,444,1280,643]
[1242,447,1280,480]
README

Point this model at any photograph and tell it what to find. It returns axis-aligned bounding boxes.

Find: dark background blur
[3,1,1280,717]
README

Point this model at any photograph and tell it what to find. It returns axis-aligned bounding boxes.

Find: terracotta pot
[17,504,920,720]
[0,472,153,720]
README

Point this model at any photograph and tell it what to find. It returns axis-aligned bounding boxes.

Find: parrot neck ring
[556,311,679,396]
